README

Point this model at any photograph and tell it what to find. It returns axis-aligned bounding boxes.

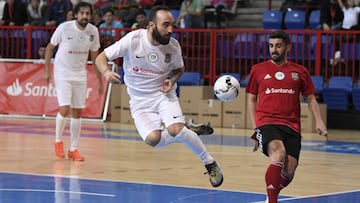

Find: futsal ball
[214,75,241,102]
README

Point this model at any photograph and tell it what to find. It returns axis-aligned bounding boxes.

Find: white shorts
[54,79,87,109]
[130,91,185,141]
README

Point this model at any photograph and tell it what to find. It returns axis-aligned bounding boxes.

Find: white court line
[0,188,115,197]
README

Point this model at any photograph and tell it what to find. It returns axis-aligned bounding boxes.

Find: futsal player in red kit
[246,30,328,203]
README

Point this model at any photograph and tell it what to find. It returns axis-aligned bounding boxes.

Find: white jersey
[104,29,184,99]
[342,6,360,29]
[51,20,100,81]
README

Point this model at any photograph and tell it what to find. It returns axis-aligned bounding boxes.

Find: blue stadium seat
[262,10,283,30]
[322,88,349,110]
[311,34,333,59]
[170,9,180,21]
[219,73,241,82]
[32,30,49,58]
[284,10,306,30]
[309,10,321,29]
[177,72,202,96]
[217,39,237,58]
[352,87,360,110]
[177,72,202,86]
[289,33,308,59]
[240,74,250,87]
[258,33,270,59]
[234,33,256,59]
[322,76,353,110]
[311,75,324,95]
[327,76,353,94]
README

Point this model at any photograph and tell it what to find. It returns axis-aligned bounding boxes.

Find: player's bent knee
[145,131,161,147]
[167,123,185,136]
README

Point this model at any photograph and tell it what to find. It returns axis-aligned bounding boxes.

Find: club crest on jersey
[164,53,171,63]
[78,34,85,42]
[148,52,158,63]
[90,35,94,41]
[291,72,299,81]
[275,72,285,80]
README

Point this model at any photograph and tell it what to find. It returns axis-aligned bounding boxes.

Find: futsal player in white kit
[44,2,103,161]
[95,5,223,187]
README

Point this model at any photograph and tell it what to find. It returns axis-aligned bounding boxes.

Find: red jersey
[246,60,315,134]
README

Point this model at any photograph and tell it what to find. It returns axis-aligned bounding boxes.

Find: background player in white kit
[95,5,223,187]
[44,2,103,161]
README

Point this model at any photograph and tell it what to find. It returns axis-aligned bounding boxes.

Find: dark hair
[148,5,170,22]
[74,2,93,15]
[269,30,291,45]
[103,8,115,16]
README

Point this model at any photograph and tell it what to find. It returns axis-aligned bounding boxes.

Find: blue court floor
[0,121,360,202]
[0,172,359,203]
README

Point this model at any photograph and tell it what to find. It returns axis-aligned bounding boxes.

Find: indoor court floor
[0,118,359,203]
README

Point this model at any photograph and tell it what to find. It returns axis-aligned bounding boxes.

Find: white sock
[155,129,178,148]
[55,112,67,142]
[174,127,214,165]
[70,118,81,151]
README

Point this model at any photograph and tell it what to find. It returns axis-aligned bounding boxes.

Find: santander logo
[265,87,296,94]
[6,78,92,98]
[6,78,23,96]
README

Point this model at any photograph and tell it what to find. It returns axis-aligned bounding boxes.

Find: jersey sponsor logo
[135,55,143,58]
[147,52,158,63]
[173,115,181,119]
[78,34,85,42]
[90,35,94,41]
[67,37,73,40]
[291,72,299,81]
[265,87,296,94]
[164,53,171,63]
[275,71,285,80]
[264,74,272,79]
[132,66,164,75]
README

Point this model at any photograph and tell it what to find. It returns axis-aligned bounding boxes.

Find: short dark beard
[271,52,285,63]
[152,25,170,45]
[77,19,88,28]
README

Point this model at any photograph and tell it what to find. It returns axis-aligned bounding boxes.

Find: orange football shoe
[54,142,65,158]
[68,149,85,161]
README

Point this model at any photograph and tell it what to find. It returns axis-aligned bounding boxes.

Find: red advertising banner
[0,61,109,119]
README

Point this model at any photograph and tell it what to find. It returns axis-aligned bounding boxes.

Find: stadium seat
[322,88,349,110]
[352,87,360,110]
[311,75,324,95]
[234,33,256,59]
[327,76,353,94]
[309,10,321,29]
[262,10,283,30]
[284,10,306,30]
[170,9,180,22]
[257,33,270,59]
[322,76,353,110]
[32,30,49,58]
[240,74,250,87]
[177,72,202,86]
[219,73,241,82]
[217,39,237,58]
[177,72,202,96]
[289,33,308,59]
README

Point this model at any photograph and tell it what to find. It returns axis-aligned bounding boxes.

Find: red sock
[265,161,284,203]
